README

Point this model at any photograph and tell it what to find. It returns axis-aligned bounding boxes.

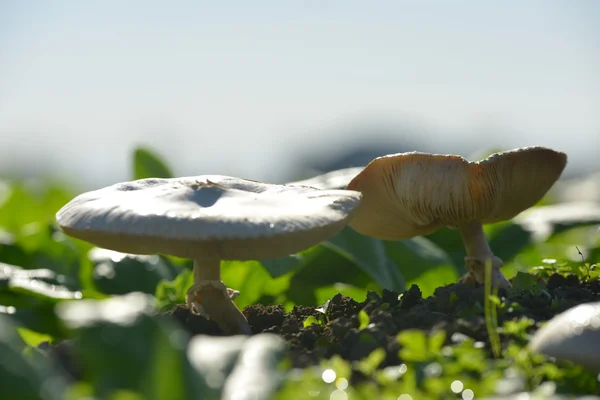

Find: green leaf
[428,330,446,354]
[384,236,459,295]
[398,330,429,362]
[0,262,82,303]
[314,283,367,305]
[515,202,600,242]
[17,327,54,347]
[0,180,73,233]
[509,272,546,294]
[286,245,377,306]
[2,302,67,338]
[424,227,468,270]
[187,335,249,399]
[323,227,406,291]
[88,248,178,295]
[486,221,533,262]
[0,315,68,400]
[384,237,456,281]
[260,248,319,278]
[220,261,290,309]
[132,147,173,180]
[355,348,386,375]
[55,293,210,399]
[155,269,194,310]
[358,309,370,330]
[221,334,287,400]
[303,315,321,328]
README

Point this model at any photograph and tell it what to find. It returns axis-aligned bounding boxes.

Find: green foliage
[132,147,173,180]
[358,309,370,330]
[1,148,600,398]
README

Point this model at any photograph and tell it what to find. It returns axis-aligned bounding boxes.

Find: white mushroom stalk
[346,146,567,289]
[186,258,247,335]
[458,220,508,288]
[55,175,362,335]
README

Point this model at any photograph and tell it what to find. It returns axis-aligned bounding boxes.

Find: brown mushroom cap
[56,175,362,260]
[346,146,567,240]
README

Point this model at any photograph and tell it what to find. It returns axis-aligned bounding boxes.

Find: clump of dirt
[168,273,600,369]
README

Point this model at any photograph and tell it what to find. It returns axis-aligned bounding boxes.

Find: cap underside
[346,146,567,240]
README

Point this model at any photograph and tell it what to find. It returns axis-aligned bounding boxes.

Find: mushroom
[56,175,362,335]
[529,301,600,371]
[345,146,567,288]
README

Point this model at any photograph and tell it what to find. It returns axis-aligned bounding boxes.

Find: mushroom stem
[193,258,221,281]
[458,220,511,289]
[186,258,251,335]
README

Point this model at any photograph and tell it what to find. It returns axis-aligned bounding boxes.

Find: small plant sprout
[56,175,362,335]
[346,146,567,289]
[529,301,600,371]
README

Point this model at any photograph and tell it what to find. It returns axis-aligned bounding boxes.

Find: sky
[0,1,598,189]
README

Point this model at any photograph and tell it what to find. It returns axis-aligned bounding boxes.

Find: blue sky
[1,1,598,188]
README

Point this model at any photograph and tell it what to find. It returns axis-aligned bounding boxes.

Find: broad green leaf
[1,302,67,338]
[384,236,458,283]
[88,248,178,295]
[0,229,29,267]
[0,262,82,303]
[17,327,53,347]
[425,227,467,270]
[0,315,68,400]
[155,269,194,310]
[398,330,429,362]
[486,221,532,262]
[406,266,458,298]
[355,348,386,375]
[220,261,290,309]
[323,227,406,292]
[187,335,249,399]
[55,293,210,399]
[259,245,324,278]
[314,283,368,305]
[221,334,287,400]
[132,147,173,180]
[515,202,600,242]
[0,180,73,233]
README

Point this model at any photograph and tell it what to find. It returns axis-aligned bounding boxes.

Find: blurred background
[1,1,598,191]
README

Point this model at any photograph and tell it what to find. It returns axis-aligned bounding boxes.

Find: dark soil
[167,273,600,369]
[42,273,600,380]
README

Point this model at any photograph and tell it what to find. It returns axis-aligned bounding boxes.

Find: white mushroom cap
[346,146,567,240]
[529,301,600,371]
[56,175,362,260]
